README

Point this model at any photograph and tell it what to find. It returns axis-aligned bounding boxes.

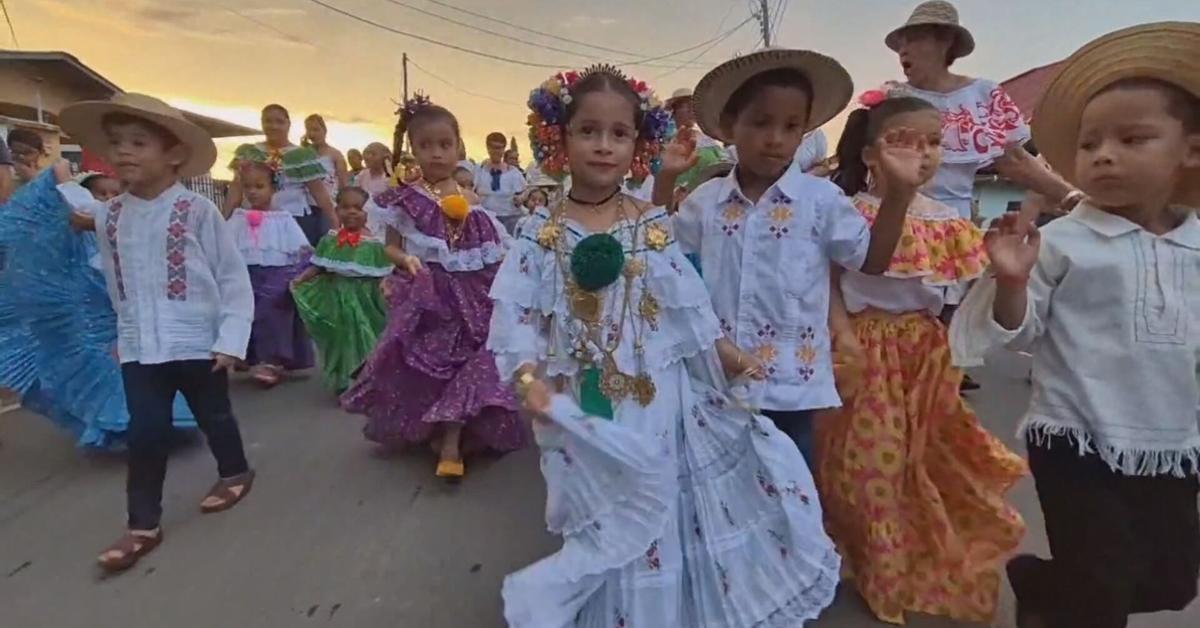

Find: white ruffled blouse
[488,206,722,381]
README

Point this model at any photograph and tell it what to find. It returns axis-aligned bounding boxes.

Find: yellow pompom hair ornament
[440,194,471,221]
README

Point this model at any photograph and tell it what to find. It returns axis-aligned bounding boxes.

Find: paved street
[1,353,1197,628]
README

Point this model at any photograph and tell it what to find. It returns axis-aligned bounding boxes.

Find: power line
[406,56,525,107]
[1,0,18,48]
[421,0,717,62]
[306,0,565,69]
[309,0,752,73]
[220,4,310,46]
[655,18,751,80]
[377,0,711,69]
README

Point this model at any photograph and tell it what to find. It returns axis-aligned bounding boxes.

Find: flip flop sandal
[200,469,256,514]
[252,366,282,388]
[436,459,464,481]
[97,529,163,573]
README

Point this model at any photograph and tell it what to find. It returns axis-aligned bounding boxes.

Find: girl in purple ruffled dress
[339,95,527,480]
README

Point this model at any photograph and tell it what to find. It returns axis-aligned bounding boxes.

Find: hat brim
[59,101,217,178]
[693,49,854,144]
[885,23,976,59]
[1032,21,1200,207]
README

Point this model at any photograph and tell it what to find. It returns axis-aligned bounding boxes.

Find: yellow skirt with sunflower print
[815,310,1027,625]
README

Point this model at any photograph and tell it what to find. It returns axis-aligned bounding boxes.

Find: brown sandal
[200,469,256,514]
[97,529,162,573]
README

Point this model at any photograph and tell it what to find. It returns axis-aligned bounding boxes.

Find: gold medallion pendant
[631,373,657,407]
[638,291,660,327]
[599,362,631,402]
[568,284,603,323]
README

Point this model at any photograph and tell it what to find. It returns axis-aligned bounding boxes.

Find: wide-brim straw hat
[666,87,694,108]
[693,48,853,143]
[885,1,975,60]
[60,93,217,178]
[1033,21,1200,207]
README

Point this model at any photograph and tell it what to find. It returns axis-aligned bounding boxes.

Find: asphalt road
[1,352,1197,628]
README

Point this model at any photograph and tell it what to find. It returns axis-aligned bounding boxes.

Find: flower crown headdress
[230,144,284,189]
[394,92,435,137]
[526,64,672,183]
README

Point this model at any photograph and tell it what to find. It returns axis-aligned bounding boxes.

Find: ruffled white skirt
[503,359,840,628]
[229,209,311,267]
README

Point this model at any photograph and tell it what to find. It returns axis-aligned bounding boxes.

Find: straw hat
[1033,21,1200,207]
[666,88,694,108]
[693,48,853,143]
[885,1,975,60]
[59,93,217,178]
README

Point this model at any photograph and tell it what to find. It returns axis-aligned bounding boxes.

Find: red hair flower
[859,89,887,108]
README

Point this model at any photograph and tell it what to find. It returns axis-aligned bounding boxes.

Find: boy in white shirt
[665,51,921,466]
[951,23,1200,628]
[61,93,256,573]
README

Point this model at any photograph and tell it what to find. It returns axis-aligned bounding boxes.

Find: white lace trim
[229,209,311,267]
[311,257,394,278]
[387,210,507,272]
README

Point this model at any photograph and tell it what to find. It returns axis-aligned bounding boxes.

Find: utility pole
[758,0,771,47]
[400,52,410,154]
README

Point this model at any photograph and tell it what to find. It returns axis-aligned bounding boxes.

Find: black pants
[123,360,250,530]
[762,409,815,469]
[1009,434,1200,628]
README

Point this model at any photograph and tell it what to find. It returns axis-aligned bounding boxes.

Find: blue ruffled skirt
[0,171,194,450]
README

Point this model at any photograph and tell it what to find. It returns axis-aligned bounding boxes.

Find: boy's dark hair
[1094,78,1200,133]
[100,112,181,148]
[719,68,815,130]
[832,96,938,196]
[262,104,290,121]
[336,185,369,207]
[485,132,507,147]
[7,128,44,152]
[564,69,644,130]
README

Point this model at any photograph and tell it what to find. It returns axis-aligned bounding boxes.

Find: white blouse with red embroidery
[93,184,254,364]
[887,79,1030,218]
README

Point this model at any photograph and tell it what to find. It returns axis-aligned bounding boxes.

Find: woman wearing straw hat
[883,0,1080,391]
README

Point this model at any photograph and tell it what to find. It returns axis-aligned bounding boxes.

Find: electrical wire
[407,56,526,107]
[1,0,19,48]
[421,0,713,61]
[377,0,712,69]
[310,0,751,72]
[655,17,751,79]
[220,4,310,46]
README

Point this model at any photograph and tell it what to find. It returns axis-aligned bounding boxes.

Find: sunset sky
[8,0,1200,174]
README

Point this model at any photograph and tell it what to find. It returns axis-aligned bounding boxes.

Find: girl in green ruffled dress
[291,187,392,393]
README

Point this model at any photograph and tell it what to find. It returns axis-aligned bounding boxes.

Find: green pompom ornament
[570,233,625,291]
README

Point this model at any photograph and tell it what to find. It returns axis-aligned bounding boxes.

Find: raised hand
[986,212,1040,282]
[874,128,926,193]
[659,132,699,177]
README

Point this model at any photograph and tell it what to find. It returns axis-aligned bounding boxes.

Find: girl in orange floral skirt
[816,91,1027,625]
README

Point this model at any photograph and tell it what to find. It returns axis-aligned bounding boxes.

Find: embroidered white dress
[490,206,840,628]
[887,79,1030,219]
[93,184,254,364]
[951,204,1200,477]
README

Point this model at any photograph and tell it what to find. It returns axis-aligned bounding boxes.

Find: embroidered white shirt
[93,184,254,365]
[675,160,871,411]
[950,204,1200,476]
[474,162,526,217]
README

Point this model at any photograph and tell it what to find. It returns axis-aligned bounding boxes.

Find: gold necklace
[546,196,657,407]
[419,178,466,249]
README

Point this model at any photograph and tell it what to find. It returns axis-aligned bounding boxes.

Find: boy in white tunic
[950,23,1200,628]
[60,94,256,573]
